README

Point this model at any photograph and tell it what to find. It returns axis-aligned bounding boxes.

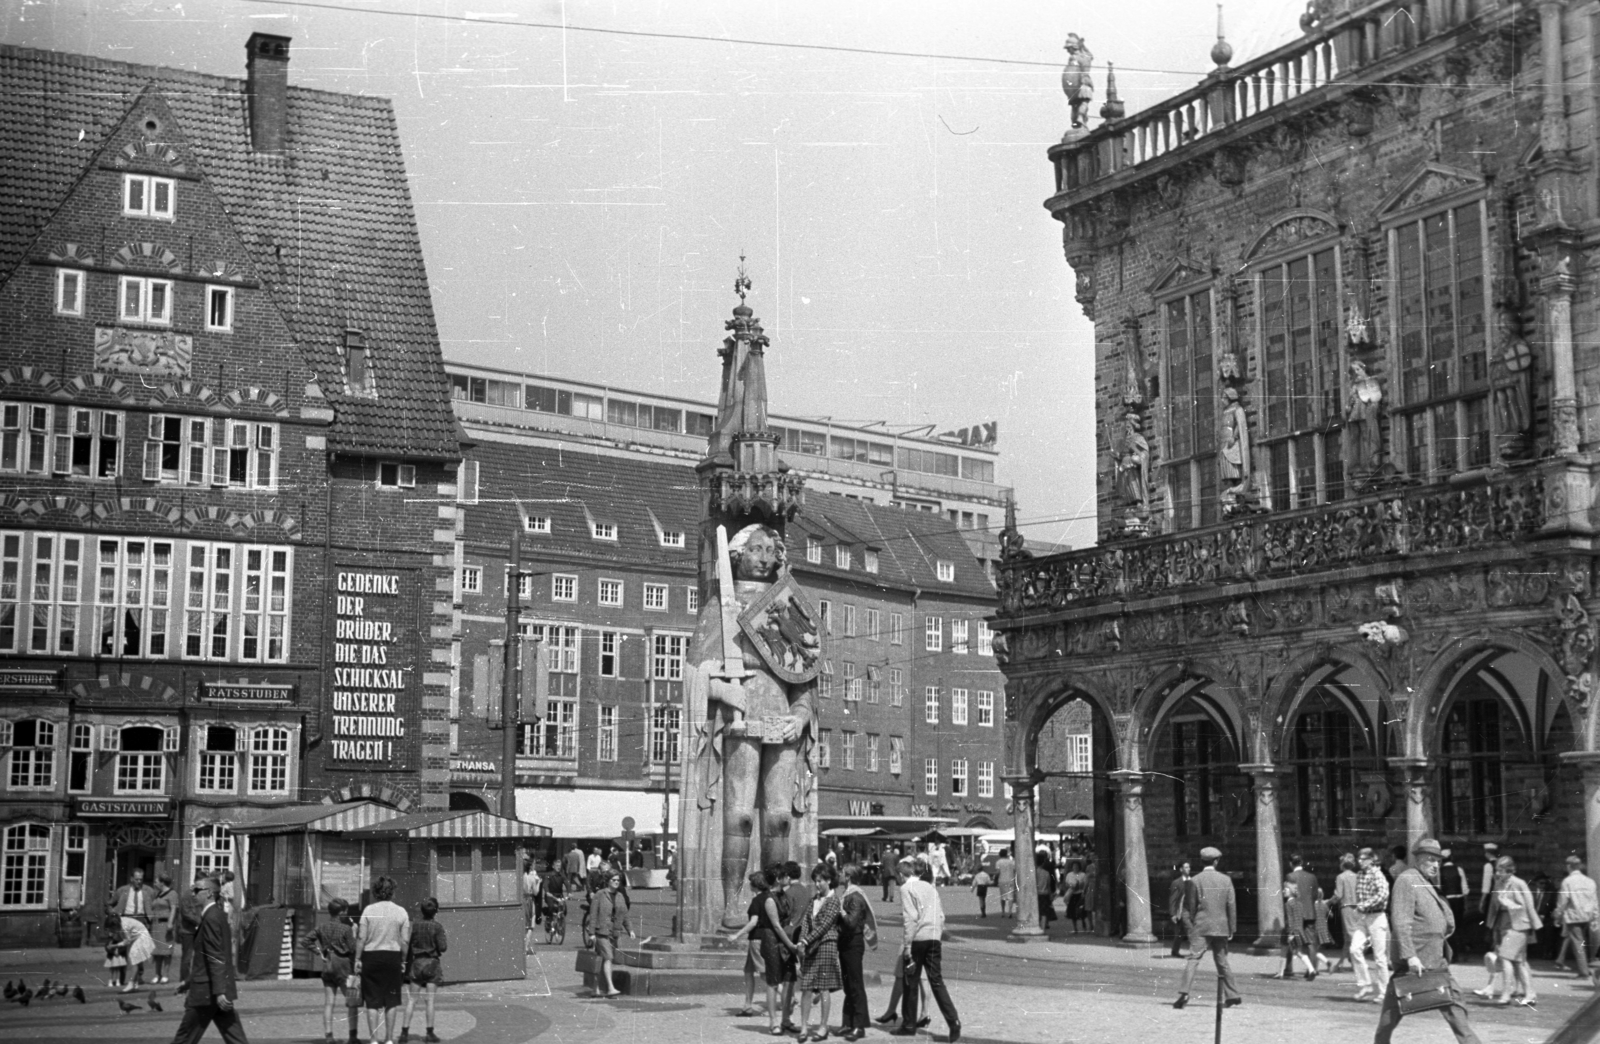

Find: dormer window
[864,550,879,574]
[660,530,685,548]
[806,537,822,564]
[525,516,551,534]
[936,560,955,582]
[123,174,175,220]
[377,462,415,488]
[344,329,375,397]
[592,521,616,541]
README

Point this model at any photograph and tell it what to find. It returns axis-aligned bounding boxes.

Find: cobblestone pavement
[0,888,1589,1043]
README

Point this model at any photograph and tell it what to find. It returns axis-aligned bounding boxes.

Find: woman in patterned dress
[796,862,843,1043]
[147,872,176,983]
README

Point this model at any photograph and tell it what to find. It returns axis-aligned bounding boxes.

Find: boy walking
[400,898,448,1044]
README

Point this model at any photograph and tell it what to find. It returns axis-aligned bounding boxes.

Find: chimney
[245,33,291,153]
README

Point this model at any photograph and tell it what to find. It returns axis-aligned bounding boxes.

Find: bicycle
[544,896,567,946]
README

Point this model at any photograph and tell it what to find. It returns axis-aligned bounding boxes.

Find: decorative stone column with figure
[1062,34,1094,131]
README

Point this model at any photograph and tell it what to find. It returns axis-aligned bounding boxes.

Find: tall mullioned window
[1257,243,1344,508]
[1390,199,1490,478]
[1163,286,1217,530]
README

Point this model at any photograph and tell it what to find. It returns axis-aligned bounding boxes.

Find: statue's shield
[737,574,822,685]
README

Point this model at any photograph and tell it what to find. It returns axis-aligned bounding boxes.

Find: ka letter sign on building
[328,570,416,768]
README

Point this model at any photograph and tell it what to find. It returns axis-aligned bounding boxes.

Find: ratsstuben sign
[199,683,295,704]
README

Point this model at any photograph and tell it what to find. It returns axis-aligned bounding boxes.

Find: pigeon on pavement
[117,999,140,1015]
[147,989,162,1011]
[15,986,32,1007]
[72,985,86,1004]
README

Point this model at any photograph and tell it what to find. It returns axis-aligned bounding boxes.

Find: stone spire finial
[1211,4,1234,68]
[1100,62,1125,121]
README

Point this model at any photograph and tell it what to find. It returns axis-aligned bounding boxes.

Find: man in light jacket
[1555,855,1599,983]
[1374,838,1482,1044]
[1173,846,1240,1010]
[892,858,960,1043]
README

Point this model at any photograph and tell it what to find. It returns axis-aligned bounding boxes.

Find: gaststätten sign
[77,798,171,818]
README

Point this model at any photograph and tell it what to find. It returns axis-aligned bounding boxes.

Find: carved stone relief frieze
[1486,564,1551,607]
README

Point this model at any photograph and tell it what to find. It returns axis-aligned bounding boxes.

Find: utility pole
[501,526,521,819]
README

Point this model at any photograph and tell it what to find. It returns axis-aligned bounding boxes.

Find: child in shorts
[301,898,360,1044]
[400,896,448,1044]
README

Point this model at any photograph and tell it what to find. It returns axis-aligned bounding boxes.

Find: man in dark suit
[174,870,210,989]
[1374,838,1483,1044]
[170,874,249,1044]
[1173,846,1241,1010]
[1167,861,1192,958]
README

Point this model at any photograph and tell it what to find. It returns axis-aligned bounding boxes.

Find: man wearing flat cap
[1172,846,1240,1010]
[1373,838,1483,1044]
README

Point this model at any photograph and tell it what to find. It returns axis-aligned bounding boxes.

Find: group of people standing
[1165,838,1600,1044]
[728,857,960,1043]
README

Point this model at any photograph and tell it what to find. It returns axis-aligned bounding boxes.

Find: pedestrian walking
[1062,861,1090,933]
[1034,851,1056,930]
[1285,854,1328,971]
[1168,861,1192,958]
[1350,846,1393,1002]
[971,867,991,918]
[149,873,177,984]
[1555,855,1599,983]
[1372,837,1483,1044]
[836,863,877,1041]
[175,870,209,991]
[1439,848,1469,960]
[995,848,1017,918]
[1172,846,1241,1010]
[588,870,635,998]
[355,874,412,1044]
[400,896,448,1044]
[1331,853,1365,980]
[1276,880,1319,980]
[301,897,359,1044]
[795,863,843,1043]
[522,859,541,954]
[890,857,960,1042]
[1485,855,1541,1007]
[168,874,249,1044]
[1476,843,1499,953]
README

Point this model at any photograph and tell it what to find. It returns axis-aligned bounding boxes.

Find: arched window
[2,822,50,908]
[197,726,238,794]
[1169,715,1228,837]
[192,824,232,879]
[5,718,56,790]
[114,725,167,794]
[1290,691,1365,835]
[248,727,289,794]
[1438,680,1507,836]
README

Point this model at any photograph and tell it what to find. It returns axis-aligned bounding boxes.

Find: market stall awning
[343,809,551,840]
[820,827,888,838]
[515,788,678,839]
[232,800,402,835]
[936,827,995,838]
[1056,818,1095,831]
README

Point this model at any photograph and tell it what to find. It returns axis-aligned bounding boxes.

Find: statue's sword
[713,524,755,733]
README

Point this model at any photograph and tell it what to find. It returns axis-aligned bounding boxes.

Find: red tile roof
[0,43,460,460]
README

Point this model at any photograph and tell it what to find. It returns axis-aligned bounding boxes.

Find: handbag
[1393,969,1454,1015]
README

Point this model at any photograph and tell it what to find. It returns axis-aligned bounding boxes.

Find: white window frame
[591,521,617,541]
[951,758,968,796]
[67,723,92,795]
[598,578,623,607]
[936,560,955,582]
[599,630,619,677]
[598,706,617,761]
[113,727,167,795]
[1,823,50,910]
[819,659,834,698]
[117,275,173,325]
[195,724,239,795]
[247,726,290,794]
[889,613,905,646]
[835,547,850,570]
[890,667,905,706]
[521,622,580,673]
[952,619,969,654]
[660,530,685,548]
[192,824,233,879]
[205,285,234,333]
[460,566,482,595]
[532,699,578,758]
[122,174,175,219]
[686,588,699,613]
[866,665,881,704]
[889,736,904,775]
[9,532,85,656]
[649,704,682,764]
[843,604,857,637]
[842,731,856,770]
[1069,733,1093,774]
[924,757,939,797]
[651,633,686,680]
[817,729,832,769]
[377,462,416,489]
[6,719,57,791]
[551,574,577,602]
[865,607,881,641]
[978,761,995,798]
[924,686,940,725]
[818,600,832,635]
[525,515,551,534]
[977,690,995,727]
[978,621,993,656]
[864,550,879,574]
[951,688,969,726]
[63,822,87,886]
[844,661,861,702]
[642,583,668,612]
[866,734,880,772]
[924,616,942,652]
[806,538,822,564]
[55,269,85,317]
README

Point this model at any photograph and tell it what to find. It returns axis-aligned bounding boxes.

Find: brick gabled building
[0,36,459,945]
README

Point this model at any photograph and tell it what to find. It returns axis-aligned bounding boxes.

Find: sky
[2,0,1305,550]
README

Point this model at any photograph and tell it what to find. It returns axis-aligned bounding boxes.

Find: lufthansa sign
[77,798,171,818]
[199,683,296,704]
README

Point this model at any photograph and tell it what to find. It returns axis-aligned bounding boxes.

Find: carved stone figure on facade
[1555,588,1597,713]
[1218,386,1259,515]
[1342,360,1383,482]
[1490,309,1533,460]
[1107,406,1150,533]
[690,522,820,929]
[1062,34,1094,130]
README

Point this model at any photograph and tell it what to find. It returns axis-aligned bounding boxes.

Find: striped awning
[231,800,402,835]
[342,809,551,840]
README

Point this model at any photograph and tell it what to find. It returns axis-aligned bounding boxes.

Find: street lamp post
[501,527,522,819]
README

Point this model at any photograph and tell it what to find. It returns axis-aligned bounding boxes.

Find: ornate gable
[1244,210,1340,261]
[1147,257,1210,296]
[1376,163,1485,218]
[96,89,200,178]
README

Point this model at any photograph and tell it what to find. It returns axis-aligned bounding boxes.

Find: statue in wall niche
[1218,387,1259,515]
[1062,34,1094,130]
[1108,406,1150,516]
[1490,309,1533,460]
[1343,360,1383,478]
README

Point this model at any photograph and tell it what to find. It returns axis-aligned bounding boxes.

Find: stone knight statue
[1062,34,1095,130]
[678,262,818,936]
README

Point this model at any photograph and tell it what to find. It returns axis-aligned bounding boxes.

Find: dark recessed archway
[448,791,492,813]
